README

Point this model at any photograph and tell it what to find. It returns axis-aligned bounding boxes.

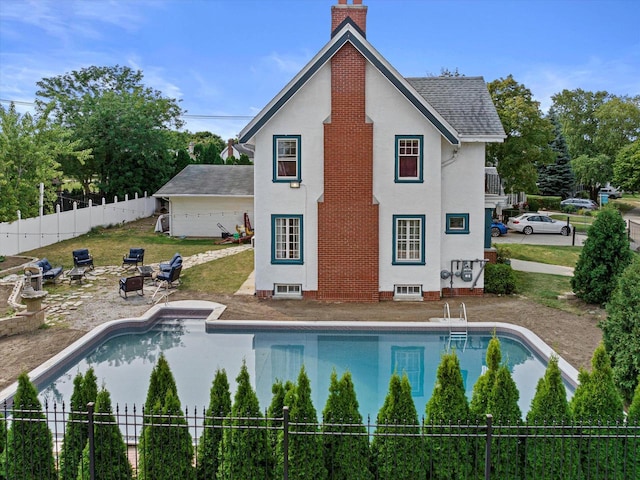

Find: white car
[560,198,599,210]
[507,213,572,236]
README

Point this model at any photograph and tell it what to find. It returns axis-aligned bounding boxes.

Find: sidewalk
[509,259,574,277]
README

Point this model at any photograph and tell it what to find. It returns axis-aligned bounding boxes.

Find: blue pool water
[38,319,572,418]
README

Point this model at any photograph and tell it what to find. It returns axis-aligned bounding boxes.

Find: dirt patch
[0,278,605,392]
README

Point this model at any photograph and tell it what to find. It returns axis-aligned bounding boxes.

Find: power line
[0,98,253,120]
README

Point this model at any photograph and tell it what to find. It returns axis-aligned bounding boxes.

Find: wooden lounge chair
[72,248,94,269]
[119,275,144,298]
[122,248,145,267]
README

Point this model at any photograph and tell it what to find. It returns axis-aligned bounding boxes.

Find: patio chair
[72,248,94,269]
[119,275,144,298]
[34,258,63,283]
[159,253,182,273]
[122,248,145,267]
[155,264,182,288]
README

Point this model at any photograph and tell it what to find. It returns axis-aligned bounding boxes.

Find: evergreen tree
[218,360,269,479]
[525,356,580,479]
[268,379,294,478]
[538,108,574,198]
[201,143,221,164]
[77,388,132,480]
[59,368,98,480]
[571,206,632,304]
[371,372,424,479]
[601,255,640,403]
[4,373,56,479]
[138,354,194,480]
[626,378,640,478]
[571,344,625,479]
[196,368,231,480]
[425,351,472,480]
[321,370,372,480]
[470,335,501,418]
[281,366,327,480]
[174,148,192,175]
[238,153,252,165]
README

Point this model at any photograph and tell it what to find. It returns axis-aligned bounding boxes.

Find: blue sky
[1,0,639,141]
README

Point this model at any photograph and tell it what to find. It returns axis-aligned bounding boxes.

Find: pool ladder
[445,302,468,352]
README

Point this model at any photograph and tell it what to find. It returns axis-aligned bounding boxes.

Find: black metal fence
[2,403,639,479]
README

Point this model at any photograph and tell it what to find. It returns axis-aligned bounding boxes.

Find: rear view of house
[239,0,505,301]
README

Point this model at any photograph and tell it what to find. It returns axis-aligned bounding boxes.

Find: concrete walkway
[509,259,574,277]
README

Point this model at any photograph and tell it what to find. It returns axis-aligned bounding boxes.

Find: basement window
[394,284,423,301]
[274,284,302,298]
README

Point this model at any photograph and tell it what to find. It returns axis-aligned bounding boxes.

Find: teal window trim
[273,135,301,183]
[391,346,424,396]
[271,214,303,264]
[392,214,425,265]
[394,135,423,183]
[446,213,470,234]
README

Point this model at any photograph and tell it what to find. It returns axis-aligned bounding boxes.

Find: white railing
[0,193,156,256]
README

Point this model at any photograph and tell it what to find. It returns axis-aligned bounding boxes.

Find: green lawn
[497,244,581,268]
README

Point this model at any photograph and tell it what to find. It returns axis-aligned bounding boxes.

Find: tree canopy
[35,65,184,198]
[486,75,554,193]
[613,140,640,193]
[0,103,88,222]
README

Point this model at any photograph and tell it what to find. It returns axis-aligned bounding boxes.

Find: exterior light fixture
[289,181,301,189]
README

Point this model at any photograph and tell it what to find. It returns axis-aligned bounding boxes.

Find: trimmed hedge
[526,195,562,212]
[484,263,517,294]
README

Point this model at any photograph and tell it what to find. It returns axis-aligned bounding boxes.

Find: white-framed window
[273,135,301,182]
[395,135,423,182]
[393,215,425,265]
[274,284,302,298]
[446,213,470,234]
[272,215,303,264]
[394,284,423,301]
[391,346,424,396]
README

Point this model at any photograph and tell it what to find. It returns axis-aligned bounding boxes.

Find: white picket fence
[0,193,156,256]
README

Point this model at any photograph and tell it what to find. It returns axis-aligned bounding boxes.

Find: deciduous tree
[35,65,183,198]
[613,140,640,193]
[486,75,554,193]
[571,153,612,199]
[0,103,88,222]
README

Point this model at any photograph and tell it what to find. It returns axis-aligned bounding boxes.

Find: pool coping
[0,302,579,407]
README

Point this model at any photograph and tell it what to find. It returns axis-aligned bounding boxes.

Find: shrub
[571,206,632,304]
[526,195,562,212]
[322,370,373,480]
[372,373,424,479]
[425,351,471,480]
[484,263,517,294]
[4,373,57,480]
[59,368,98,480]
[571,344,625,479]
[196,369,231,480]
[495,244,512,264]
[218,360,268,479]
[526,356,580,479]
[283,366,327,479]
[600,256,640,404]
[77,388,133,480]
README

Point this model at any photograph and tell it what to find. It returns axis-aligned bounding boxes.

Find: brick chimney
[227,139,234,158]
[331,0,367,36]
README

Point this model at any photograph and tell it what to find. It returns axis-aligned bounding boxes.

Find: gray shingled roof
[234,143,254,158]
[153,164,254,197]
[405,77,505,138]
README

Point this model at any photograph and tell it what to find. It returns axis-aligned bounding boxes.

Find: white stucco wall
[169,196,254,237]
[366,63,444,295]
[440,141,487,290]
[252,63,331,293]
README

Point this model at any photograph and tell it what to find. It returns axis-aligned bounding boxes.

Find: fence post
[87,402,96,480]
[283,406,289,480]
[485,414,493,480]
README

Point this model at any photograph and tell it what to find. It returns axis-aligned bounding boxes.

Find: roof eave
[459,135,506,143]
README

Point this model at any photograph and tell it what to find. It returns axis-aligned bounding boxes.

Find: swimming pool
[19,303,576,419]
